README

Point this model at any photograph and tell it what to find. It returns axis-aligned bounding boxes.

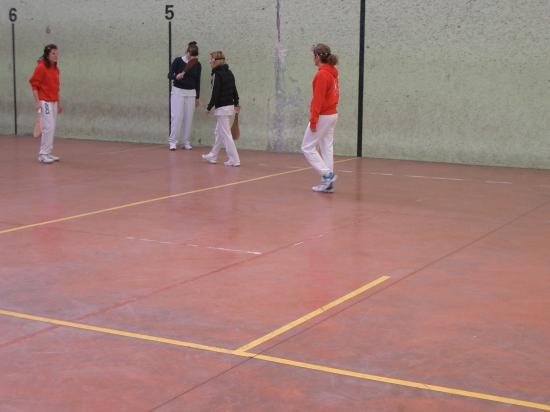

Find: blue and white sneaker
[323,171,337,184]
[312,182,334,192]
[312,172,337,192]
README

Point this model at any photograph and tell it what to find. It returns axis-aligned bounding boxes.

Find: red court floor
[1,135,549,411]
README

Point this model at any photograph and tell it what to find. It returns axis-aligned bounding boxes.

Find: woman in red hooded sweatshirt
[29,44,64,164]
[301,43,339,193]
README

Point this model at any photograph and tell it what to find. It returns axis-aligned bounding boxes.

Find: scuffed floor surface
[1,135,549,411]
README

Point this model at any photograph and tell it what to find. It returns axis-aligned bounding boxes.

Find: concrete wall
[364,0,550,168]
[1,0,549,168]
[0,0,359,154]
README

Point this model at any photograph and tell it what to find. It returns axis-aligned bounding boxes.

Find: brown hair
[209,51,226,67]
[312,43,338,66]
[41,44,58,68]
[187,41,199,57]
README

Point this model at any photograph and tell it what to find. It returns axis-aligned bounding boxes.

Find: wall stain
[268,0,302,152]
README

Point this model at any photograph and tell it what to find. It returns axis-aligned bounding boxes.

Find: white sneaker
[182,144,193,150]
[38,154,54,164]
[202,153,217,164]
[311,183,334,193]
[224,160,240,167]
[48,154,60,161]
[312,183,329,192]
[169,145,176,151]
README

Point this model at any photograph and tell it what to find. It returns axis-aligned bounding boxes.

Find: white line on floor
[369,172,393,176]
[204,246,262,255]
[126,237,261,255]
[407,175,465,181]
[140,238,174,244]
[126,236,174,245]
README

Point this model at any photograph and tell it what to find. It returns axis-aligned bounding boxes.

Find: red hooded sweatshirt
[309,64,339,130]
[29,59,60,102]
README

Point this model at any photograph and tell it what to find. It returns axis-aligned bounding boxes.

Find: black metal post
[12,23,18,135]
[357,0,366,157]
[168,21,172,134]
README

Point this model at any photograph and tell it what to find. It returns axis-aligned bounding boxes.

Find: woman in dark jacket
[168,41,202,150]
[202,51,241,166]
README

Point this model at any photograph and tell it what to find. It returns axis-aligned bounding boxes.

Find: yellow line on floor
[252,354,550,411]
[236,275,391,353]
[0,158,355,236]
[0,308,234,355]
[0,308,549,410]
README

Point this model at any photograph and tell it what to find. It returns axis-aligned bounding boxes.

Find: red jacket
[29,60,60,102]
[309,64,339,129]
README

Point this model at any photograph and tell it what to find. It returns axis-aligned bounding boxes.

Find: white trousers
[39,101,57,155]
[168,88,196,148]
[208,106,240,164]
[301,114,338,176]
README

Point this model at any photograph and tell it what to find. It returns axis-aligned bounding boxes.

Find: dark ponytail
[312,43,338,66]
[326,54,338,65]
[187,41,199,57]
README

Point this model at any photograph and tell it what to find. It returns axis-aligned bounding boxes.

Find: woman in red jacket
[29,44,64,164]
[301,43,339,192]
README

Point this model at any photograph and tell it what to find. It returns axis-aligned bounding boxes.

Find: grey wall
[1,0,549,168]
[364,0,550,168]
[0,0,359,154]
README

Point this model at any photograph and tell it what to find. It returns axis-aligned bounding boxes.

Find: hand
[235,106,241,113]
[195,99,201,108]
[205,109,211,114]
[176,72,185,80]
[310,125,317,132]
[58,103,64,114]
[35,101,41,112]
